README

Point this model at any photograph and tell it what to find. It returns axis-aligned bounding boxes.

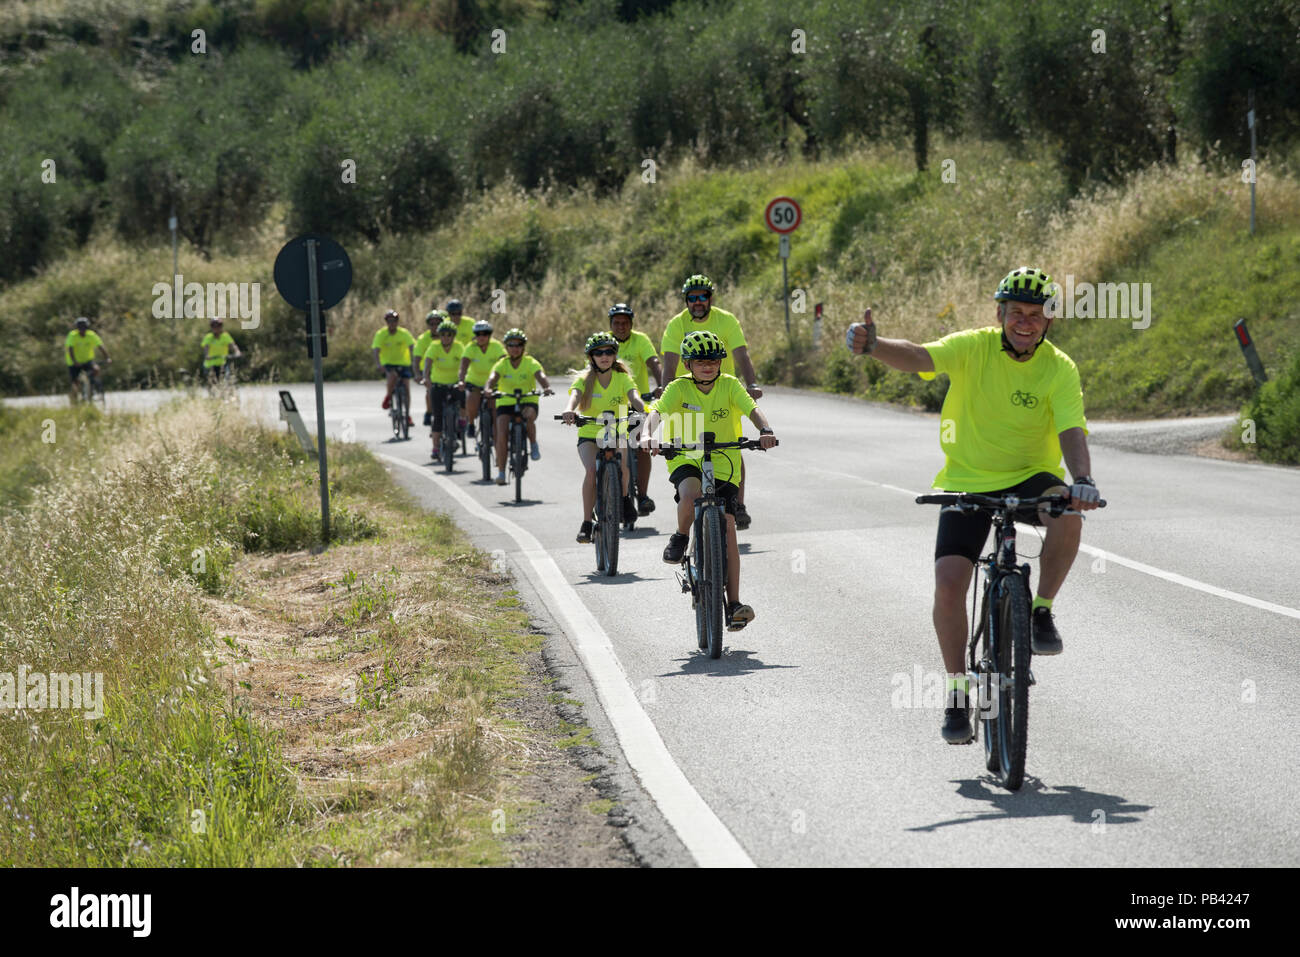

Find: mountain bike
[73,362,107,408]
[659,433,776,659]
[473,388,495,482]
[204,357,238,400]
[916,491,1106,790]
[490,389,543,502]
[438,385,463,473]
[556,413,631,575]
[389,375,411,441]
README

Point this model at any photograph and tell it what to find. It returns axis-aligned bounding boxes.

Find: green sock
[1032,596,1053,611]
[945,674,970,695]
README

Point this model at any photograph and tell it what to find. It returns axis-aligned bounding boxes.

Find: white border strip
[378,454,755,868]
[771,458,1300,620]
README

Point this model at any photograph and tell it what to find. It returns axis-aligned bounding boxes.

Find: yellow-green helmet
[436,319,457,334]
[681,329,727,360]
[994,267,1056,304]
[503,328,527,344]
[681,274,715,298]
[585,331,618,354]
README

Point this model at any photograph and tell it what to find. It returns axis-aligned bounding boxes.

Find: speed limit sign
[764,196,801,234]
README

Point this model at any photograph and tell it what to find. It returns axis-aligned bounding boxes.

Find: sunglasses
[590,348,617,357]
[506,341,524,347]
[686,293,711,303]
[474,331,490,336]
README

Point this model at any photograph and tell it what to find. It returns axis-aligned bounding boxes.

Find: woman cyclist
[457,320,507,439]
[422,318,465,460]
[485,328,554,486]
[560,332,647,544]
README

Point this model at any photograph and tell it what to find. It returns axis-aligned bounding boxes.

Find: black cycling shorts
[668,464,740,517]
[429,384,462,424]
[68,362,96,381]
[383,364,413,379]
[934,471,1068,563]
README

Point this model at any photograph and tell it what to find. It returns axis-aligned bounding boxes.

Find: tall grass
[0,400,378,865]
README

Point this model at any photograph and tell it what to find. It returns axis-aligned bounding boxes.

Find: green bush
[1243,350,1300,463]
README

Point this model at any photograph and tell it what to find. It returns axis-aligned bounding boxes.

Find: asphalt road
[12,382,1298,867]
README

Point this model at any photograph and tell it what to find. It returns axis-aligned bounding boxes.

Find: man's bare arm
[846,308,934,374]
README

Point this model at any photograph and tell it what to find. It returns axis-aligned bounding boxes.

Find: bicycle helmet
[436,320,458,335]
[384,309,400,322]
[75,316,89,327]
[446,298,463,314]
[681,274,715,298]
[503,328,527,344]
[993,267,1056,305]
[680,329,727,361]
[472,320,493,334]
[608,303,634,319]
[585,331,619,355]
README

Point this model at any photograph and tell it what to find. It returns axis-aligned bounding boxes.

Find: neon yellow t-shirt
[660,307,748,379]
[412,330,434,361]
[569,369,638,441]
[614,330,658,395]
[490,355,545,406]
[462,338,508,387]
[919,326,1088,491]
[372,327,417,366]
[454,316,477,347]
[423,341,464,385]
[65,330,103,365]
[200,331,236,368]
[655,373,756,483]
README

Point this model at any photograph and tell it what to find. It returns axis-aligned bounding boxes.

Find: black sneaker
[726,601,754,631]
[576,521,593,544]
[733,502,751,530]
[466,423,476,438]
[622,495,637,519]
[1031,606,1063,655]
[662,532,689,564]
[423,411,432,426]
[637,495,655,515]
[941,691,974,744]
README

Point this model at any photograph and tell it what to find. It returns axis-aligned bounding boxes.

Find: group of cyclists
[64,316,240,403]
[63,262,1104,746]
[379,266,1104,745]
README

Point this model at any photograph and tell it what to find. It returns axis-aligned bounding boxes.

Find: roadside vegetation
[0,400,614,865]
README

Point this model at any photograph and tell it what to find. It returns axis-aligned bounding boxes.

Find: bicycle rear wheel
[512,421,524,502]
[399,388,410,440]
[701,505,726,659]
[691,559,707,650]
[442,404,457,472]
[479,407,492,481]
[599,458,620,575]
[994,573,1032,789]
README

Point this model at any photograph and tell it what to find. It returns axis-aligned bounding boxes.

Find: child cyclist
[485,328,554,486]
[560,332,647,544]
[457,320,507,438]
[645,330,777,631]
[422,318,465,460]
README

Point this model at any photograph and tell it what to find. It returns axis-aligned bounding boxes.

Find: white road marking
[769,458,1300,620]
[377,453,756,868]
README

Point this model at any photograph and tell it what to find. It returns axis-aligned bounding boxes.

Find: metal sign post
[764,197,802,342]
[273,234,353,549]
[1233,319,1267,385]
[1248,91,1257,236]
[814,302,824,347]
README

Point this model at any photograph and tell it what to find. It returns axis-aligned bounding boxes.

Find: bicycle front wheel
[442,405,457,472]
[512,422,524,502]
[599,459,620,576]
[479,408,492,481]
[994,573,1032,790]
[701,506,726,659]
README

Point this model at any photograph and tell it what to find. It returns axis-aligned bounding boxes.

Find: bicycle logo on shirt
[1010,390,1039,409]
[710,408,729,421]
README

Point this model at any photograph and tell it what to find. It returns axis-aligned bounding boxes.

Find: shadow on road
[575,571,656,585]
[657,649,798,678]
[907,779,1153,832]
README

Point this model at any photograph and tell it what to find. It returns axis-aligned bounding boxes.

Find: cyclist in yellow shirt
[372,309,417,428]
[485,328,553,486]
[847,267,1102,745]
[422,318,465,460]
[608,302,662,516]
[658,275,762,530]
[560,331,647,544]
[457,320,507,439]
[646,330,777,631]
[444,298,478,347]
[414,310,443,426]
[65,316,111,402]
[199,318,241,385]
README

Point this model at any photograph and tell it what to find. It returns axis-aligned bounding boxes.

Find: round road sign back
[764,196,802,234]
[274,234,353,312]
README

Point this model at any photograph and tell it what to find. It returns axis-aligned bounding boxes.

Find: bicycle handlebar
[916,492,1106,516]
[651,438,778,455]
